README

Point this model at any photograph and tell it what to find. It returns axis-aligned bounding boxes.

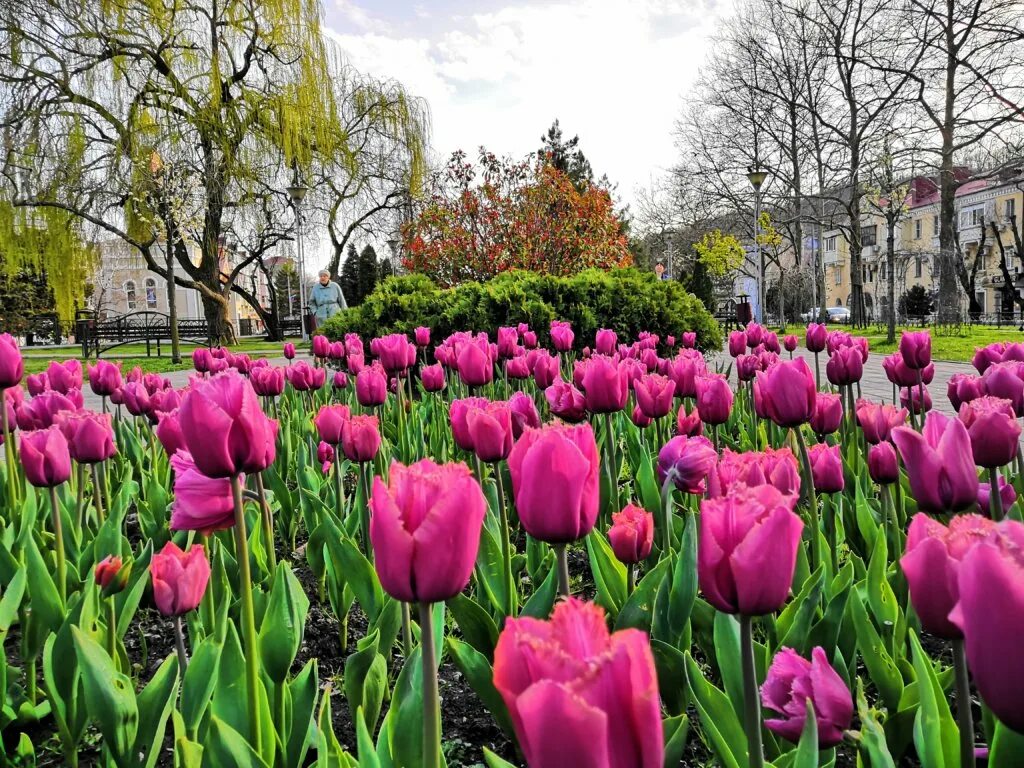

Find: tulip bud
[595,328,618,356]
[283,342,296,360]
[508,392,540,439]
[20,426,72,487]
[545,379,587,423]
[87,360,123,397]
[899,330,931,369]
[57,410,116,464]
[312,335,330,359]
[728,330,747,357]
[761,647,853,747]
[856,400,908,444]
[805,323,828,353]
[959,396,1021,468]
[608,504,654,564]
[756,358,816,428]
[783,334,798,353]
[550,321,574,352]
[314,404,351,445]
[150,542,211,617]
[532,350,561,390]
[355,365,388,407]
[695,374,733,426]
[630,404,652,428]
[657,435,717,494]
[676,402,703,436]
[900,383,932,415]
[94,554,131,597]
[892,412,978,513]
[977,478,1017,518]
[341,415,381,463]
[581,355,628,414]
[414,326,431,347]
[0,334,23,390]
[810,392,842,437]
[826,345,863,386]
[807,443,844,494]
[867,442,899,485]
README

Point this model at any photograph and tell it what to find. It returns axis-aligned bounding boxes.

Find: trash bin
[303,312,318,335]
[736,294,752,325]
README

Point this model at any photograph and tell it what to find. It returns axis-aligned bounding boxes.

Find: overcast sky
[322,0,731,207]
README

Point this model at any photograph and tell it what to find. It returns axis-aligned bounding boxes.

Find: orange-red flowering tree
[402,149,630,285]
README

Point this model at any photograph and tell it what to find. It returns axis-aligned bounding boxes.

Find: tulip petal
[730,507,804,615]
[514,680,611,768]
[368,476,416,602]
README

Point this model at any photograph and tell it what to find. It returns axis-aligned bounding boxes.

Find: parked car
[800,307,822,322]
[826,306,851,323]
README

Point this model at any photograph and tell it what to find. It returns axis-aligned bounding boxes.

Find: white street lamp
[747,167,770,323]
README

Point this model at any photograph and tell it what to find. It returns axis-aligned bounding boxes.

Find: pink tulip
[729,330,747,357]
[810,392,842,436]
[497,327,519,359]
[94,555,127,594]
[150,541,210,617]
[899,330,931,369]
[57,410,115,464]
[695,374,733,426]
[608,504,655,564]
[666,335,676,348]
[947,373,984,411]
[16,390,80,430]
[666,350,706,398]
[761,647,853,747]
[746,322,764,348]
[682,331,697,349]
[315,404,352,445]
[169,451,238,533]
[250,366,285,397]
[883,352,933,388]
[981,362,1024,416]
[595,328,618,356]
[546,379,587,423]
[855,400,908,444]
[712,447,801,497]
[950,519,1024,732]
[807,443,844,494]
[493,598,664,768]
[532,350,561,390]
[285,361,325,391]
[676,402,703,436]
[805,324,828,353]
[26,372,48,396]
[892,412,978,513]
[178,371,278,478]
[312,335,330,359]
[370,459,486,602]
[155,410,187,457]
[506,356,530,380]
[44,360,82,394]
[978,479,1017,518]
[825,345,863,386]
[868,442,899,485]
[466,401,514,462]
[355,365,388,407]
[20,427,72,487]
[421,364,446,392]
[120,381,152,419]
[450,397,490,452]
[283,342,296,360]
[736,354,759,383]
[631,404,652,428]
[657,435,717,493]
[900,384,932,415]
[783,335,798,353]
[581,355,628,413]
[372,333,417,375]
[414,326,431,347]
[634,373,675,419]
[522,330,538,349]
[550,321,574,352]
[0,334,23,390]
[317,441,334,474]
[341,414,381,463]
[959,396,1021,468]
[87,360,123,397]
[699,483,803,615]
[756,358,816,428]
[508,422,600,543]
[508,392,540,439]
[457,335,494,387]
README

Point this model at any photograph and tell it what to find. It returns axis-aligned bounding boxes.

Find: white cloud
[324,0,730,206]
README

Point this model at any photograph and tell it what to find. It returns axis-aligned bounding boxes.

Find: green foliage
[693,230,745,277]
[320,268,723,352]
[678,258,714,311]
[900,285,935,319]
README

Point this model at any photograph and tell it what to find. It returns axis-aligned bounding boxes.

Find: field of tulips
[0,318,1022,767]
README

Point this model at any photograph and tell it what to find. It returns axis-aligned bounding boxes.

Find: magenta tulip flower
[978,479,1017,518]
[250,366,285,397]
[900,384,932,415]
[522,330,538,349]
[746,322,765,348]
[805,324,827,353]
[901,513,997,639]
[496,327,519,359]
[736,354,759,383]
[414,326,431,347]
[45,360,82,394]
[676,402,703,436]
[694,374,733,426]
[892,412,978,513]
[457,335,494,387]
[807,443,844,494]
[493,598,664,768]
[283,342,296,360]
[314,404,351,445]
[466,400,514,463]
[856,401,908,444]
[550,321,574,352]
[340,414,381,463]
[355,365,388,407]
[546,379,588,423]
[728,330,747,358]
[506,356,530,380]
[634,373,676,419]
[508,391,540,439]
[421,364,446,392]
[947,373,984,411]
[608,504,655,564]
[508,422,600,543]
[16,390,81,431]
[20,427,72,487]
[169,451,238,533]
[981,362,1024,416]
[285,361,325,391]
[372,333,417,375]
[868,442,899,485]
[699,483,803,615]
[370,459,486,602]
[666,350,706,398]
[950,520,1024,732]
[710,447,801,499]
[594,328,617,356]
[0,334,23,390]
[87,360,122,397]
[450,397,490,452]
[155,410,187,457]
[657,435,718,494]
[680,331,696,349]
[899,330,932,369]
[882,352,933,388]
[57,410,115,464]
[312,335,330,359]
[178,371,278,478]
[959,396,1021,468]
[631,404,652,429]
[317,441,334,474]
[783,335,798,353]
[761,647,853,747]
[581,355,628,413]
[810,392,842,437]
[756,359,816,428]
[150,541,211,617]
[825,345,863,387]
[532,350,561,390]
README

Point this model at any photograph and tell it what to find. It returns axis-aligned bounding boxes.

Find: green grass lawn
[781,324,1022,363]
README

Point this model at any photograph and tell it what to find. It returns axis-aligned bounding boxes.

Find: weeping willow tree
[0,0,425,343]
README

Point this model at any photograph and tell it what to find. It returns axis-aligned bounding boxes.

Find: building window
[914,219,922,239]
[915,256,923,278]
[824,235,837,252]
[834,266,842,285]
[861,225,877,247]
[976,291,986,313]
[125,280,137,311]
[880,263,886,281]
[1007,199,1017,221]
[961,206,984,228]
[933,215,939,235]
[145,278,158,309]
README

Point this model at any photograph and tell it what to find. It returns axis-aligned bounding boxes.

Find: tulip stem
[604,412,620,514]
[74,463,85,530]
[881,483,899,556]
[360,462,373,560]
[793,429,821,573]
[916,370,926,427]
[740,614,765,768]
[555,544,571,598]
[712,424,720,454]
[91,463,106,525]
[2,400,18,507]
[230,475,262,749]
[419,602,441,768]
[172,615,189,677]
[626,564,635,596]
[813,351,820,390]
[48,486,66,604]
[401,602,413,658]
[495,470,516,616]
[255,473,276,572]
[333,451,345,521]
[952,638,975,768]
[988,467,1004,521]
[107,600,118,666]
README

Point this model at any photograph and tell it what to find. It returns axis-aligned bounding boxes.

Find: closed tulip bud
[978,478,1017,517]
[314,404,351,445]
[87,360,122,397]
[341,414,381,463]
[150,542,211,617]
[868,442,899,485]
[657,435,718,494]
[805,323,828,353]
[494,598,664,768]
[736,354,760,383]
[902,513,997,638]
[582,355,629,413]
[855,400,908,444]
[681,331,697,349]
[666,335,676,347]
[948,372,983,410]
[192,347,212,373]
[329,371,346,390]
[169,451,238,533]
[550,321,574,352]
[457,336,494,387]
[699,483,803,615]
[899,330,931,369]
[892,412,978,513]
[882,352,932,388]
[728,330,747,357]
[466,401,514,462]
[283,342,295,360]
[121,381,152,418]
[496,326,518,359]
[756,358,816,428]
[783,334,798,353]
[421,364,446,392]
[155,410,186,457]
[414,326,431,347]
[982,362,1024,415]
[94,555,130,596]
[370,459,486,602]
[763,332,781,355]
[631,404,652,428]
[761,647,853,747]
[250,366,285,397]
[355,365,388,406]
[372,333,416,374]
[676,403,703,436]
[57,410,115,464]
[634,373,676,419]
[667,350,707,397]
[522,330,538,348]
[312,335,330,358]
[178,371,278,478]
[20,427,71,487]
[508,422,600,543]
[608,504,655,564]
[0,334,23,390]
[810,392,842,437]
[595,328,618,356]
[545,379,588,423]
[807,443,844,494]
[508,391,540,438]
[950,520,1024,732]
[26,372,48,396]
[695,374,733,426]
[959,396,1021,468]
[317,441,334,473]
[746,322,764,348]
[532,350,561,390]
[900,383,932,415]
[826,345,864,386]
[45,360,82,394]
[149,388,182,421]
[506,355,530,380]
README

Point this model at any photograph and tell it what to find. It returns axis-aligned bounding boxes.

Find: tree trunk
[848,174,865,328]
[886,215,896,344]
[164,230,181,363]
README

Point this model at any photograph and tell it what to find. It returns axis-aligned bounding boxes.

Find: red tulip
[657,435,717,493]
[20,427,71,487]
[867,442,899,485]
[150,541,211,617]
[899,330,931,369]
[0,334,23,390]
[959,396,1021,468]
[169,451,238,533]
[370,459,486,602]
[508,391,540,439]
[493,598,664,768]
[355,365,388,407]
[892,412,978,513]
[810,392,843,437]
[178,371,278,478]
[855,400,908,444]
[57,410,115,464]
[546,379,587,423]
[756,359,816,428]
[608,504,655,564]
[761,647,853,747]
[314,404,351,445]
[807,443,844,494]
[341,414,381,463]
[695,374,733,426]
[94,555,127,592]
[508,422,600,543]
[699,483,803,615]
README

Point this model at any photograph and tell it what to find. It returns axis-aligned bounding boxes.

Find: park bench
[75,310,211,358]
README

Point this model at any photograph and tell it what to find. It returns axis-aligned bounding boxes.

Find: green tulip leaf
[259,561,310,684]
[446,637,516,740]
[586,530,627,617]
[72,625,139,764]
[447,593,499,660]
[683,651,745,768]
[134,652,180,768]
[182,635,222,738]
[206,715,271,768]
[909,630,958,768]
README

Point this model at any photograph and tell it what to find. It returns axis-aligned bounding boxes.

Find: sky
[322,0,732,209]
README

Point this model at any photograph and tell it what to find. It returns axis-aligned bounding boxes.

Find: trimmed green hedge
[319,268,722,352]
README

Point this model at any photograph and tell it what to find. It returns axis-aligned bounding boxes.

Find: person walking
[308,269,348,328]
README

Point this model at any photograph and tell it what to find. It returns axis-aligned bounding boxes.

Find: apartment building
[821,170,1024,320]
